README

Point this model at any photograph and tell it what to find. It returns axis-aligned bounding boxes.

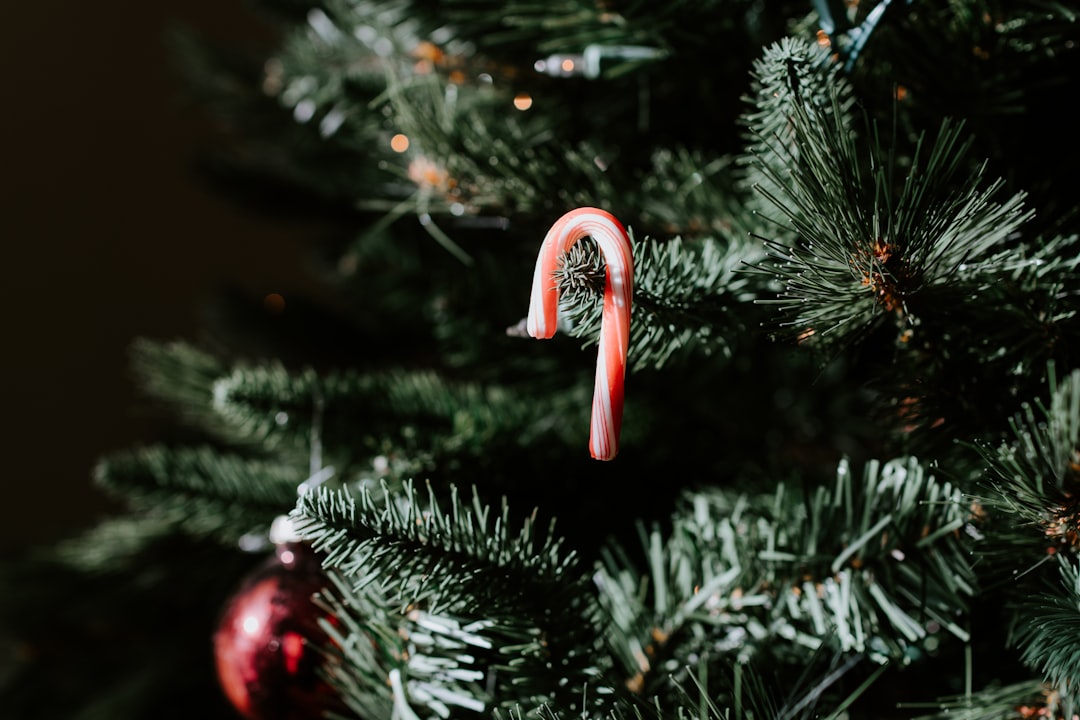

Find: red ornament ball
[213,542,334,720]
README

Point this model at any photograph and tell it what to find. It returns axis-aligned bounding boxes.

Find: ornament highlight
[527,207,634,460]
[213,542,334,720]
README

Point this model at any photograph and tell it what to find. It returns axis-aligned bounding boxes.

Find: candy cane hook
[527,207,633,460]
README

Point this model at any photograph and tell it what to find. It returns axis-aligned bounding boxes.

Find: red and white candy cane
[527,207,633,460]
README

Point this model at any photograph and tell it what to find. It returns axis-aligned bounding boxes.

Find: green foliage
[93,445,305,546]
[899,677,1057,720]
[753,86,1032,349]
[553,231,762,370]
[738,36,855,223]
[975,366,1080,561]
[970,367,1080,698]
[211,362,587,473]
[6,0,1080,718]
[292,481,609,715]
[596,455,974,708]
[1010,555,1080,698]
[288,467,933,719]
[292,481,584,610]
[128,338,244,442]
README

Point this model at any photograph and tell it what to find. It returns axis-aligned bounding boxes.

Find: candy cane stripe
[526,207,633,460]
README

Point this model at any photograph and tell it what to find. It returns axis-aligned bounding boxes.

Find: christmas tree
[3,0,1080,718]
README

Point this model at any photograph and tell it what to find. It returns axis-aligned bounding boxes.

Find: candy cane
[527,207,633,460]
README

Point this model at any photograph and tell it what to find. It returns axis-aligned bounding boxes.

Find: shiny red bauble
[213,543,335,720]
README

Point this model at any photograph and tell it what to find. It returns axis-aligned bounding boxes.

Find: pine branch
[900,677,1056,720]
[168,11,388,212]
[640,148,766,242]
[428,0,787,77]
[974,366,1080,561]
[845,0,1080,126]
[291,481,611,715]
[431,0,689,55]
[318,581,797,720]
[1010,555,1080,698]
[309,572,406,720]
[270,1,619,232]
[378,57,621,221]
[292,481,583,612]
[267,1,795,250]
[553,231,764,370]
[595,455,976,708]
[211,363,585,472]
[47,514,181,574]
[751,69,1032,348]
[129,339,247,442]
[738,36,856,226]
[93,445,305,545]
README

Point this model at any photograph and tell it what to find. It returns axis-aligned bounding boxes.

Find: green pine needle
[975,366,1080,554]
[748,55,1033,347]
[554,231,763,370]
[291,480,612,715]
[92,445,305,545]
[1010,555,1080,697]
[291,480,583,611]
[899,677,1054,720]
[212,363,585,468]
[595,454,975,702]
[738,36,855,224]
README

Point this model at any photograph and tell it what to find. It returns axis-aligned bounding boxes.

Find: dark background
[1,3,322,550]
